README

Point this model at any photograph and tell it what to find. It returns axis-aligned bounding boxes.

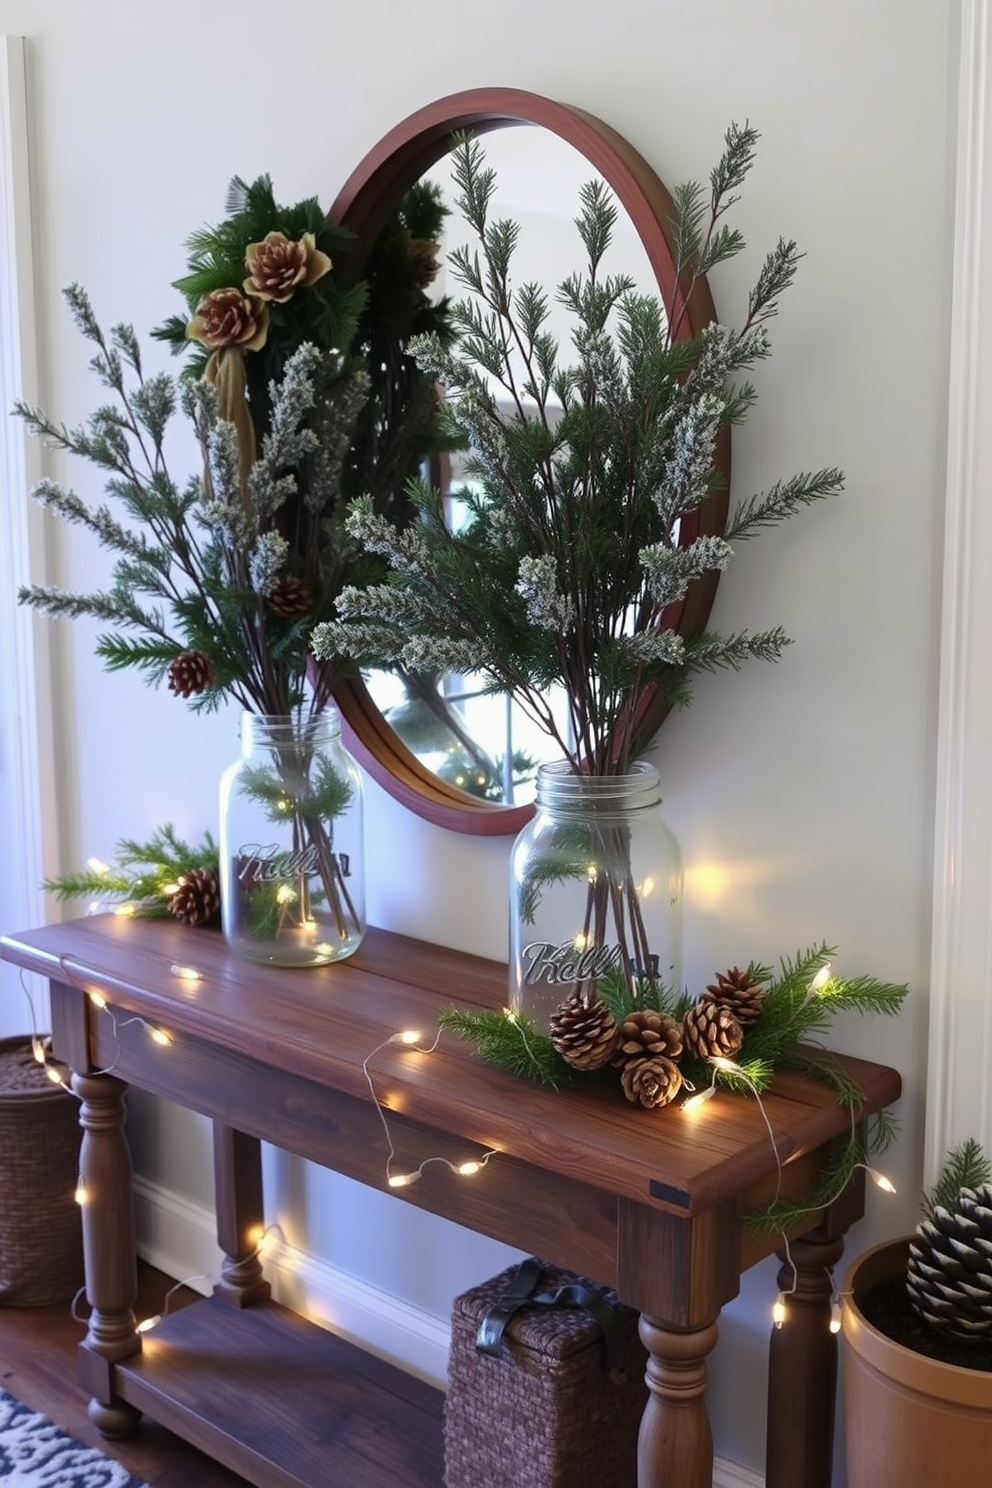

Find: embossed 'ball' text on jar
[219,711,365,967]
[509,761,683,1033]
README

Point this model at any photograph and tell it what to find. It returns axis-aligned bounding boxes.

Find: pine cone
[549,993,617,1071]
[702,966,767,1027]
[266,574,313,620]
[682,1000,744,1061]
[407,235,441,289]
[612,1009,683,1068]
[620,1054,683,1109]
[907,1183,992,1343]
[169,868,221,928]
[167,649,214,698]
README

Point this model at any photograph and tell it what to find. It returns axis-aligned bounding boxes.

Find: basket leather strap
[475,1256,546,1356]
[475,1258,628,1383]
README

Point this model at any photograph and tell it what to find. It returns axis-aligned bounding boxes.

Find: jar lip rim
[536,759,660,784]
[241,709,341,727]
[535,759,662,805]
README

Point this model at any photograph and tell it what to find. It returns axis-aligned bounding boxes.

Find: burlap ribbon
[204,346,258,507]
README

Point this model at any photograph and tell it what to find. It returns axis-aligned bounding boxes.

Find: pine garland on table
[44,824,221,926]
[439,944,908,1227]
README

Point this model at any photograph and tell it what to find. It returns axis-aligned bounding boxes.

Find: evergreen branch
[923,1138,992,1219]
[44,824,219,915]
[727,469,846,540]
[437,1006,574,1089]
[746,1128,865,1236]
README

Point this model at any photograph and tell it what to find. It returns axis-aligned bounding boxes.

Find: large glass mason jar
[219,711,365,967]
[509,762,682,1032]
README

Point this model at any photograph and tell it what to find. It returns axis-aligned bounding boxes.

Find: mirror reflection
[360,126,665,807]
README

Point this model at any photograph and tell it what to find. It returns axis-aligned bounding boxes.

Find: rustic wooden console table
[0,915,901,1488]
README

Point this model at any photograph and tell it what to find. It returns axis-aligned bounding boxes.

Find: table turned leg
[766,1231,845,1488]
[72,1070,141,1439]
[637,1314,719,1488]
[212,1122,271,1307]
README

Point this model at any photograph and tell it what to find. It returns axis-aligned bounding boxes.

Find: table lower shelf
[110,1293,445,1488]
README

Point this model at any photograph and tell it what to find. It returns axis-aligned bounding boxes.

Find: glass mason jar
[509,761,682,1032]
[219,712,365,967]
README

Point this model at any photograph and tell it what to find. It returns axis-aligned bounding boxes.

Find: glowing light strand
[362,1029,499,1189]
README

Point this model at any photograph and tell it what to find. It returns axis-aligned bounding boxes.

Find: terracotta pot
[842,1236,992,1488]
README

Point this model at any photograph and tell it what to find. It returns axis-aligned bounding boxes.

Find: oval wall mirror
[327,88,728,834]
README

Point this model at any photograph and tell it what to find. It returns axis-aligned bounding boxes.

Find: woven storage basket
[0,1036,84,1306]
[445,1259,647,1488]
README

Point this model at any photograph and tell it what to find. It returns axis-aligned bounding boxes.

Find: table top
[1,915,902,1224]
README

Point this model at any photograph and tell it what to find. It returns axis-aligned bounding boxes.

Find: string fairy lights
[362,1029,499,1190]
[675,961,899,1336]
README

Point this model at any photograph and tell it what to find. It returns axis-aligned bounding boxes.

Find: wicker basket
[0,1036,84,1306]
[445,1259,647,1488]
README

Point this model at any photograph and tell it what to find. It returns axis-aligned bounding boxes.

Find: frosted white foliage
[639,535,734,606]
[515,555,575,631]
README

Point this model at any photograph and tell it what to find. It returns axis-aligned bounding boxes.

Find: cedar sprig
[728,945,909,1082]
[43,823,218,918]
[437,1006,574,1090]
[595,962,687,1023]
[922,1138,992,1220]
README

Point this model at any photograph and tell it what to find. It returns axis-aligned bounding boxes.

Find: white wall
[0,1,958,1480]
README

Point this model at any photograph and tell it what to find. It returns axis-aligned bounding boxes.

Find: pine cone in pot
[701,966,767,1027]
[167,648,215,698]
[169,868,221,928]
[549,993,617,1071]
[620,1054,683,1109]
[682,999,744,1061]
[907,1182,992,1343]
[612,1009,683,1069]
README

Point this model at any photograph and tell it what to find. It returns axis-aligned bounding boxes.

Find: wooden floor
[0,1264,260,1487]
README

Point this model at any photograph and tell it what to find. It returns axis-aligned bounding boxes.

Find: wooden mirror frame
[327,87,729,835]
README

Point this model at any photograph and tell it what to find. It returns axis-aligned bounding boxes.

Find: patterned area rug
[0,1389,147,1487]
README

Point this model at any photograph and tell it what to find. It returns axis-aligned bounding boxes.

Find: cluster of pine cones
[548,967,767,1110]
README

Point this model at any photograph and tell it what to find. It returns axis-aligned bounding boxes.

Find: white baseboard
[713,1459,765,1488]
[131,1175,449,1386]
[132,1176,764,1485]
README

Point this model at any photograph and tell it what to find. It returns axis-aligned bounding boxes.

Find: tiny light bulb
[811,965,832,991]
[136,1314,162,1334]
[869,1168,897,1194]
[86,857,111,875]
[88,990,107,1009]
[74,1178,88,1206]
[457,1161,481,1176]
[149,1027,172,1047]
[391,1029,423,1046]
[31,1035,47,1064]
[710,1056,738,1073]
[170,963,200,983]
[772,1294,787,1329]
[113,901,137,917]
[45,1065,64,1085]
[830,1301,843,1334]
[276,885,295,905]
[682,1085,717,1114]
[502,1008,518,1024]
[161,882,181,897]
[388,1172,420,1189]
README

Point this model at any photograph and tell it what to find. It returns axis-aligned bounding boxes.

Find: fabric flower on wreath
[244,230,332,303]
